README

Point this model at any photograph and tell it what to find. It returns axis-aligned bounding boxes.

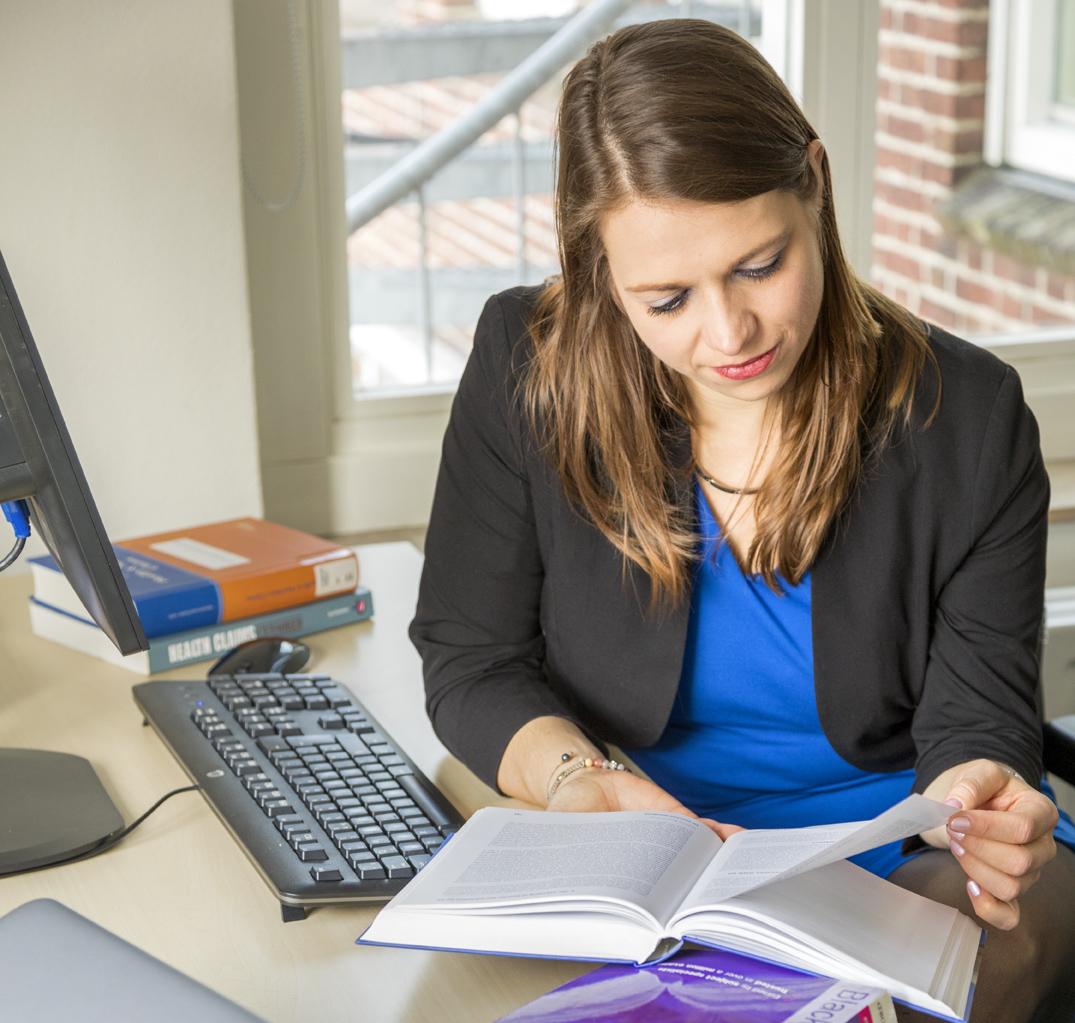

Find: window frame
[323,0,880,535]
[986,0,1075,182]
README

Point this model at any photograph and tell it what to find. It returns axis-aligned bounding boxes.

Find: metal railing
[344,0,759,387]
[344,0,634,236]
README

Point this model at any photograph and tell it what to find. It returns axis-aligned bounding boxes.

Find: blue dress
[624,482,1075,877]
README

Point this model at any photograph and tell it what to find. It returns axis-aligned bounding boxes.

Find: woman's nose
[700,293,754,356]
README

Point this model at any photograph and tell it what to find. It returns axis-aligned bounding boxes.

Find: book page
[385,807,722,926]
[680,794,953,908]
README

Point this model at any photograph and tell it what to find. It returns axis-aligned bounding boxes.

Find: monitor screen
[0,245,147,656]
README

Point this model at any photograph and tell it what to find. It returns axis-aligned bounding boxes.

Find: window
[986,0,1075,181]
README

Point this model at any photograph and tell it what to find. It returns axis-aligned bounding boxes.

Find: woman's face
[602,183,825,414]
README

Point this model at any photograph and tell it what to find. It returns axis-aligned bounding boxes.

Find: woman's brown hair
[525,19,932,602]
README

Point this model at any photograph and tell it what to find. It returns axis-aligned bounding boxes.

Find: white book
[360,797,984,1022]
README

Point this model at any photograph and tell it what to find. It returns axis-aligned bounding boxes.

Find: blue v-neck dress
[624,482,1075,877]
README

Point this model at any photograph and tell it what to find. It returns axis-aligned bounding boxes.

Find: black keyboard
[133,673,464,921]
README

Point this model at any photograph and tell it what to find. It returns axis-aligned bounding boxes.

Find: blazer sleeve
[409,293,584,790]
[911,364,1050,791]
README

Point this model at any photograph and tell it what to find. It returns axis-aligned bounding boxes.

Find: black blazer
[411,286,1049,794]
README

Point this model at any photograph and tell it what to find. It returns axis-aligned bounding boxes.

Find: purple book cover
[496,948,895,1023]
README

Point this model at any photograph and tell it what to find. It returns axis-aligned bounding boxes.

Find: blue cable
[3,499,31,539]
[0,499,31,572]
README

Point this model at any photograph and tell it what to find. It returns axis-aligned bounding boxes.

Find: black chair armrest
[1044,715,1075,786]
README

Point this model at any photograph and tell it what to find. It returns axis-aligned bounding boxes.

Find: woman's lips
[713,346,777,380]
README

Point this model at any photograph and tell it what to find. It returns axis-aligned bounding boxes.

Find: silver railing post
[513,111,527,285]
[416,187,433,382]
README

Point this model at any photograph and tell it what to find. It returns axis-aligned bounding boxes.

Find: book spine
[29,588,372,674]
[785,985,896,1023]
[214,550,360,622]
[147,586,372,672]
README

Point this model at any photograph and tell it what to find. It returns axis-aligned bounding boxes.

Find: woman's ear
[806,139,826,211]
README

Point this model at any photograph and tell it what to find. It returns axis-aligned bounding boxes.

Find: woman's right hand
[547,765,744,841]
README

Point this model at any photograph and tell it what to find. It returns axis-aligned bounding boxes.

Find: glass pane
[340,0,762,395]
[1057,0,1075,108]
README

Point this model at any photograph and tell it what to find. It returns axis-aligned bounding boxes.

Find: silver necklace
[695,465,759,496]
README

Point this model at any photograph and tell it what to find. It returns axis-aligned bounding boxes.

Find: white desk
[0,542,591,1021]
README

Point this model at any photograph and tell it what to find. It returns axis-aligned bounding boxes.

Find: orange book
[115,518,359,627]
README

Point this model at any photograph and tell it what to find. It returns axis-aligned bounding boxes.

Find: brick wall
[871,0,1075,333]
[398,0,478,24]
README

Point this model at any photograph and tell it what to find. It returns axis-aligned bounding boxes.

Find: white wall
[0,0,262,560]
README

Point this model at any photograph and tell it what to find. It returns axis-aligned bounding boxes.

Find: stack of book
[28,518,372,674]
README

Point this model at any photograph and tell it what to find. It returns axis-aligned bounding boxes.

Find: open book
[359,796,984,1022]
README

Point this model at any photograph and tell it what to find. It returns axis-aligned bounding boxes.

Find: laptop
[0,899,266,1022]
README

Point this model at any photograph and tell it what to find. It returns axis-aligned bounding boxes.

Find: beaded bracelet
[546,751,629,802]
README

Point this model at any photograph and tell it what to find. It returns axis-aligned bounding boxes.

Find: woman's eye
[647,290,690,316]
[737,252,784,281]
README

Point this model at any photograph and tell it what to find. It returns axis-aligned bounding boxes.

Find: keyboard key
[289,832,315,850]
[366,834,394,849]
[297,843,328,862]
[309,865,343,882]
[378,856,413,879]
[264,800,294,818]
[331,830,360,846]
[354,862,386,880]
[318,714,345,730]
[423,837,444,853]
[408,854,432,871]
[255,734,289,755]
[287,733,338,749]
[304,695,329,711]
[274,814,305,832]
[345,849,377,869]
[336,733,372,757]
[412,824,437,837]
[397,841,425,856]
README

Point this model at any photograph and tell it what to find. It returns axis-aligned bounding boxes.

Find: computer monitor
[0,243,150,874]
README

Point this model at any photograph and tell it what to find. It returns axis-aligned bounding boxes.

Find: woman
[410,20,1075,1021]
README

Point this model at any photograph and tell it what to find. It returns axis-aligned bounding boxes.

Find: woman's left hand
[927,759,1058,930]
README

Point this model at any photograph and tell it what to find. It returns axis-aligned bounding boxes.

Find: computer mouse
[208,638,311,677]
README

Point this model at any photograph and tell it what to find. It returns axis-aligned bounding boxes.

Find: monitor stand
[0,748,125,874]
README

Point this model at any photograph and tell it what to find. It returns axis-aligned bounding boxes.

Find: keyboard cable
[5,784,201,877]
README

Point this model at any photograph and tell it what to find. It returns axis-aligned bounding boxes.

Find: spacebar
[397,774,452,828]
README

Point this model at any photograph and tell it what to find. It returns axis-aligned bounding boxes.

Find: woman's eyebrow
[733,229,792,266]
[623,229,793,293]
